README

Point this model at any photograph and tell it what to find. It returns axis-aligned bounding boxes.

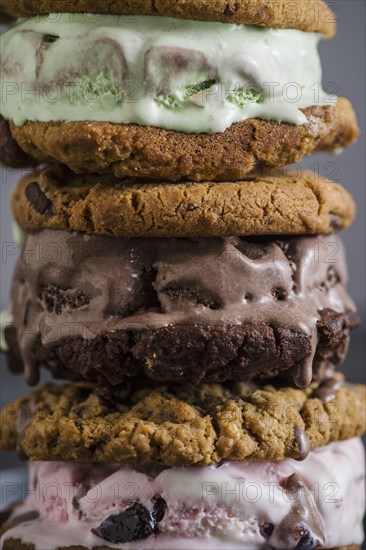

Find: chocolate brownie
[3,99,358,181]
[0,0,337,37]
[12,168,355,238]
[1,378,365,465]
[5,311,359,388]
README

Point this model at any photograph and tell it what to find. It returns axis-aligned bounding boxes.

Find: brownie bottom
[5,309,358,386]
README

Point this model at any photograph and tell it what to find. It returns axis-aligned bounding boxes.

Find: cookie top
[1,377,365,466]
[12,168,355,238]
[0,0,336,38]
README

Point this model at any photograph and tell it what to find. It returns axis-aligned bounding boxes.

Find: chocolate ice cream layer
[6,230,358,387]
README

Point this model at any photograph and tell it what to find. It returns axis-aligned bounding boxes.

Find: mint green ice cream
[0,14,333,134]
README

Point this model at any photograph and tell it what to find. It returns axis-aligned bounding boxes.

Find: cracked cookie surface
[12,168,355,238]
[2,100,358,181]
[0,0,337,37]
[1,379,365,466]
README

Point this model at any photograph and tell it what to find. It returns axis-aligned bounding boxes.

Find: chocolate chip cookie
[12,168,356,238]
[1,378,365,466]
[2,100,358,181]
[0,0,337,37]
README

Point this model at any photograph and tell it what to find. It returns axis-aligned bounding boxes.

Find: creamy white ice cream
[0,14,334,133]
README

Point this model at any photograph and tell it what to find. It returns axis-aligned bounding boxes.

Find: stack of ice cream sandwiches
[0,1,365,549]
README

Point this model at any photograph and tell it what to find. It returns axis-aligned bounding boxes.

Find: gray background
[0,1,365,539]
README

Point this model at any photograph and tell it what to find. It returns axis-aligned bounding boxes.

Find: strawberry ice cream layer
[1,439,365,550]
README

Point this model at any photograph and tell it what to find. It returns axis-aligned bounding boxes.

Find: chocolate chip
[271,287,287,301]
[281,473,304,491]
[295,526,318,550]
[224,4,237,16]
[152,496,167,523]
[43,34,59,43]
[25,182,53,216]
[91,502,154,543]
[91,498,167,544]
[329,214,342,231]
[95,388,118,411]
[326,266,340,288]
[259,522,274,538]
[187,203,197,212]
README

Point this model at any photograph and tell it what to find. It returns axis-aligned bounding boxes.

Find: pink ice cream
[1,439,365,550]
